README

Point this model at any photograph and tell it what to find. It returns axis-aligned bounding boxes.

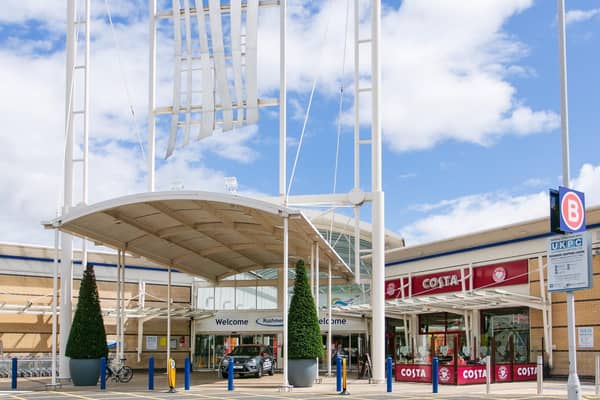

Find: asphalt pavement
[2,370,600,399]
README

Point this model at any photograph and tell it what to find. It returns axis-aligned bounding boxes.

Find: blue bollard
[227,358,234,391]
[148,357,155,390]
[100,357,106,390]
[184,357,190,390]
[336,355,342,392]
[386,356,393,393]
[432,357,439,394]
[11,358,17,390]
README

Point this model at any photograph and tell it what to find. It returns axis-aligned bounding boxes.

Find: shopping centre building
[1,203,598,384]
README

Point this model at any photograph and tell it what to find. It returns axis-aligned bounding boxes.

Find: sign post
[548,187,589,400]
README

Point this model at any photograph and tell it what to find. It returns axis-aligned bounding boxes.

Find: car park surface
[2,371,600,399]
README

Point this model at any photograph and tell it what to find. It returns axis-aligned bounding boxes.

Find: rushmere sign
[196,311,366,333]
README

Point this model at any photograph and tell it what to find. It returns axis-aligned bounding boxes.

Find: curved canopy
[44,191,352,282]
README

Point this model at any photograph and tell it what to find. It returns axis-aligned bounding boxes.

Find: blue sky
[1,0,599,248]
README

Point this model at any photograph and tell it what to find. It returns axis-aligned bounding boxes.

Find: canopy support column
[327,259,332,377]
[167,265,172,364]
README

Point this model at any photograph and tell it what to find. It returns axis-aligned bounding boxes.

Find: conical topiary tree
[65,264,108,359]
[288,259,323,360]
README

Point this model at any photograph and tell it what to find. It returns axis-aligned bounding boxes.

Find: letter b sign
[559,187,586,233]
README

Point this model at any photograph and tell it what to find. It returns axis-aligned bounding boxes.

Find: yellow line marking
[107,391,166,400]
[51,392,97,400]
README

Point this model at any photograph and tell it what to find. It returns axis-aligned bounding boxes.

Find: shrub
[65,264,108,359]
[288,259,323,360]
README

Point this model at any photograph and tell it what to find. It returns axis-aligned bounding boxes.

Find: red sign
[412,269,468,296]
[385,278,404,299]
[386,259,529,300]
[495,364,511,382]
[472,260,528,289]
[512,363,537,381]
[395,364,431,383]
[438,365,455,384]
[457,365,487,384]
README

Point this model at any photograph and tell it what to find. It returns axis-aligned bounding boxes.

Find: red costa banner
[395,364,431,382]
[457,365,487,384]
[412,269,468,296]
[512,363,537,381]
[385,259,528,299]
[494,364,512,382]
[472,260,528,289]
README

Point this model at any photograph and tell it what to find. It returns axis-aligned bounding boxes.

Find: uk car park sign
[547,187,592,292]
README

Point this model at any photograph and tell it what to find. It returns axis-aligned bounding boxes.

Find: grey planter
[288,358,317,387]
[69,358,101,386]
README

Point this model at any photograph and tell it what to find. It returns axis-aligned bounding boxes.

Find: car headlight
[222,357,229,365]
[246,359,256,366]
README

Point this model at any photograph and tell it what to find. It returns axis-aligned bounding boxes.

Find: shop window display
[481,308,530,365]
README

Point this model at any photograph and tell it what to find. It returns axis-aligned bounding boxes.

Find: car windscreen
[230,346,261,356]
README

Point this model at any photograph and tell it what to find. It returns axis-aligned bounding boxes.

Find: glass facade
[481,307,530,364]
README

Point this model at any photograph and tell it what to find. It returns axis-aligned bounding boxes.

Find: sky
[1,0,600,250]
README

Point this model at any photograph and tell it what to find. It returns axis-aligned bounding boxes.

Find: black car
[219,344,275,378]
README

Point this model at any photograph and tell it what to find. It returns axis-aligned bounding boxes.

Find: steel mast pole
[370,0,386,384]
[60,0,76,380]
[557,1,580,399]
[148,0,157,192]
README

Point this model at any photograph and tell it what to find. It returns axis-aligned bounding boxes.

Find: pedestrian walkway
[2,371,600,399]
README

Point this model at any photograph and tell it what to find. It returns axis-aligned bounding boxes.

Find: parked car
[219,344,274,378]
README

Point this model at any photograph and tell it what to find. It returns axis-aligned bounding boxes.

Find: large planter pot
[69,358,101,386]
[288,358,317,387]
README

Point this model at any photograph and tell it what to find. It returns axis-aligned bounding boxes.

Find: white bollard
[485,356,491,395]
[596,356,600,396]
[537,355,543,395]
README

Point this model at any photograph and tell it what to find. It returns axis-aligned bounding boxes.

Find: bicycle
[105,358,133,383]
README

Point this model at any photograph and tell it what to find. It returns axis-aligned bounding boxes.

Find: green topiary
[288,259,323,360]
[65,264,108,359]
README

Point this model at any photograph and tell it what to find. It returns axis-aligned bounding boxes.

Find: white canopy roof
[331,288,548,318]
[44,191,352,282]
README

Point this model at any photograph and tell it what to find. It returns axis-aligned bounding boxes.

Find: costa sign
[512,363,537,381]
[385,260,529,299]
[395,365,431,382]
[457,366,487,384]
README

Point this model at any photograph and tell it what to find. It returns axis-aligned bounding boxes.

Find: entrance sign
[547,232,592,292]
[559,187,586,233]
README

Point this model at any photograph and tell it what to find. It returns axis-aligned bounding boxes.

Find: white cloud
[400,164,600,245]
[566,8,600,25]
[259,0,559,151]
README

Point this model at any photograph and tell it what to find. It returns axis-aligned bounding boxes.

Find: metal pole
[557,1,580,398]
[279,0,286,196]
[51,230,59,386]
[148,0,156,192]
[537,355,544,395]
[282,215,289,389]
[485,355,491,395]
[370,0,385,383]
[328,260,332,377]
[60,0,76,379]
[167,265,172,363]
[116,250,121,361]
[595,355,599,395]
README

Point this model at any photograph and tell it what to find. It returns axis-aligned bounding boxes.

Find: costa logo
[492,267,507,283]
[497,365,509,380]
[386,281,396,297]
[462,368,486,379]
[422,274,459,289]
[439,367,451,382]
[517,367,537,377]
[399,367,427,378]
